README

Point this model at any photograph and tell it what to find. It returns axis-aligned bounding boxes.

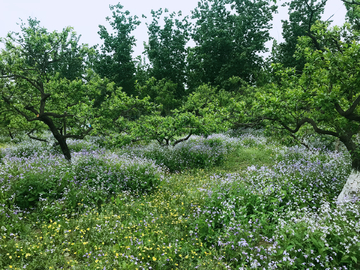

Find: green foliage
[129,135,233,172]
[271,0,327,73]
[12,172,64,210]
[261,22,360,170]
[0,18,100,160]
[95,3,140,95]
[115,84,232,147]
[145,8,191,98]
[344,0,360,30]
[188,0,276,89]
[136,77,181,115]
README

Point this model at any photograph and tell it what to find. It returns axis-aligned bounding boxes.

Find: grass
[213,145,278,173]
[0,134,359,269]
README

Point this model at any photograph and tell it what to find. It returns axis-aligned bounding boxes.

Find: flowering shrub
[192,145,357,269]
[0,140,52,158]
[0,142,164,220]
[126,134,238,172]
[1,134,359,269]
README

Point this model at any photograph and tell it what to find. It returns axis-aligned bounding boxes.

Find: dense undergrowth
[0,133,359,269]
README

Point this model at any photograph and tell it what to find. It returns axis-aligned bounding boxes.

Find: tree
[0,18,97,161]
[343,0,360,30]
[92,79,155,147]
[144,8,191,99]
[271,0,327,73]
[188,0,276,89]
[136,77,180,116]
[131,84,231,146]
[95,3,140,96]
[260,21,360,171]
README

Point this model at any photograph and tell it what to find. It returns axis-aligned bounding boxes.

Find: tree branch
[2,96,37,121]
[173,132,192,146]
[335,94,360,122]
[63,126,93,140]
[342,0,360,5]
[279,117,340,138]
[27,129,48,143]
[0,74,44,93]
[43,112,75,118]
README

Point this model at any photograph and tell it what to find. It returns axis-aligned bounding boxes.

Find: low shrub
[126,134,237,172]
[0,147,164,220]
[191,146,354,269]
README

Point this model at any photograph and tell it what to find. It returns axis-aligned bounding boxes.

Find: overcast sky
[0,0,347,57]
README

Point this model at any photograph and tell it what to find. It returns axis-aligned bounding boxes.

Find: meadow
[0,132,359,269]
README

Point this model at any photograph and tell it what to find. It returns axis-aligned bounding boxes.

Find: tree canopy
[0,18,98,160]
[271,0,327,73]
[94,3,140,96]
[144,9,191,99]
[188,0,276,89]
[260,22,360,170]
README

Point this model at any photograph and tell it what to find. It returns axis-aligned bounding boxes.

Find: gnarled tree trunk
[337,137,360,203]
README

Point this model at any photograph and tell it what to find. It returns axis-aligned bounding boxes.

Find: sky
[0,0,348,57]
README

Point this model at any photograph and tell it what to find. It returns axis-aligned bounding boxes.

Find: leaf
[341,255,350,263]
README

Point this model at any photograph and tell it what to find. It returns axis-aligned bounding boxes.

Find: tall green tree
[188,0,276,89]
[260,22,360,171]
[271,0,327,73]
[144,8,191,99]
[0,18,97,160]
[95,3,140,96]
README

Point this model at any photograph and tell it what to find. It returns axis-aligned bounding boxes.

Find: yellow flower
[152,257,157,261]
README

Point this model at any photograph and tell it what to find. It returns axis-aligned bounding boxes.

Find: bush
[190,145,353,269]
[127,135,236,172]
[0,140,51,158]
[64,151,163,209]
[0,146,164,220]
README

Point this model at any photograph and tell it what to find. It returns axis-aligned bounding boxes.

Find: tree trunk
[337,137,360,203]
[41,116,71,161]
[337,170,360,203]
[340,137,360,171]
[55,134,71,161]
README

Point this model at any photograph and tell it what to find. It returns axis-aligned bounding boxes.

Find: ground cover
[0,133,359,269]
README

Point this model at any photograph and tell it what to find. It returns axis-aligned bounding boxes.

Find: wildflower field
[0,133,359,269]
